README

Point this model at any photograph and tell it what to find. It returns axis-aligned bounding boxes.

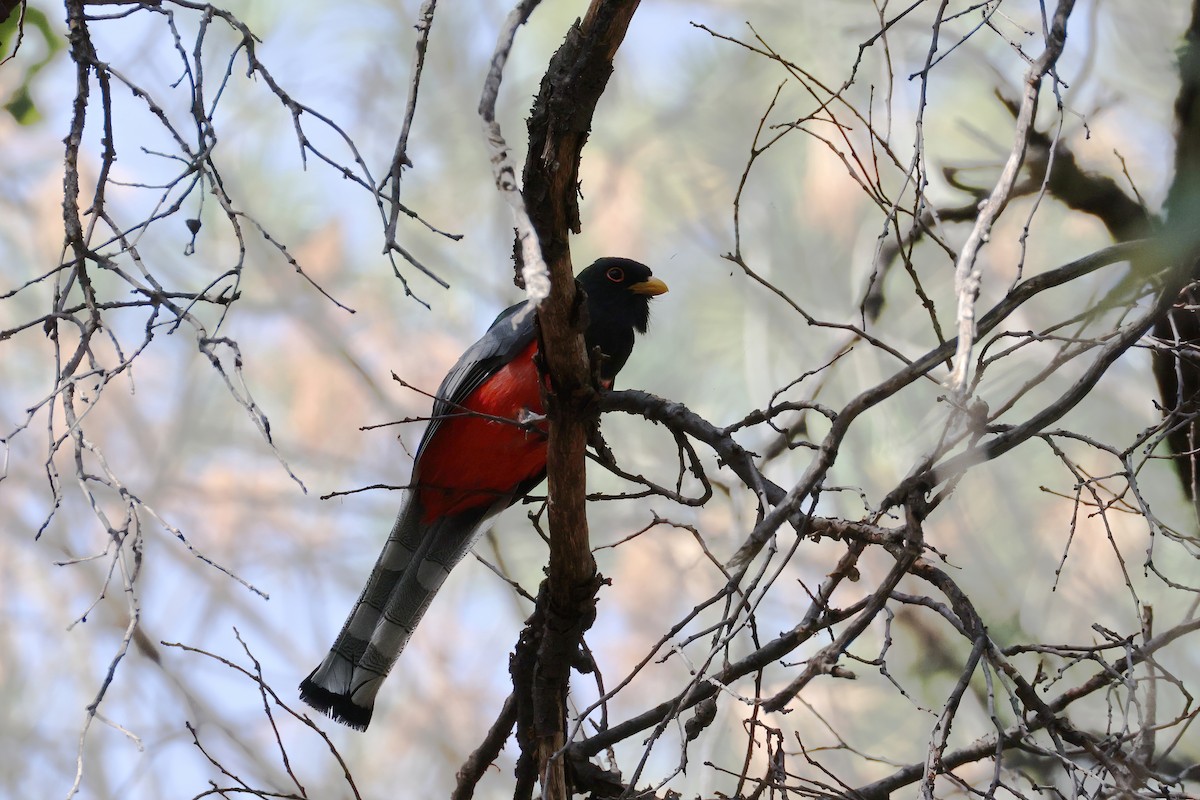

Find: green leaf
[4,84,39,124]
[1,6,63,124]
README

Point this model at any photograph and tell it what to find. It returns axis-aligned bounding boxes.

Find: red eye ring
[606,266,625,283]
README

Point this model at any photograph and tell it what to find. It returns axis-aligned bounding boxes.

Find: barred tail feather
[300,494,494,730]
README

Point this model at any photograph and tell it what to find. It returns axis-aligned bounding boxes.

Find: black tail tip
[299,678,373,731]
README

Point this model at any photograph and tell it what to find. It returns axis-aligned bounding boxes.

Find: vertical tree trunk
[513,2,641,797]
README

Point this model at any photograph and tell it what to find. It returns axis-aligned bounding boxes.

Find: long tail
[300,494,490,730]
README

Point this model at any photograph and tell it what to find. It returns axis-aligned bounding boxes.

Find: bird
[300,257,668,730]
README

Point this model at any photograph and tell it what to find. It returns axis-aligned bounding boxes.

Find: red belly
[415,340,548,522]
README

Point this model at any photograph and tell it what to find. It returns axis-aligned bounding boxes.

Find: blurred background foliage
[0,1,1196,797]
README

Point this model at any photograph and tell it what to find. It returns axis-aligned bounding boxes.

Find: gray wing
[414,299,537,463]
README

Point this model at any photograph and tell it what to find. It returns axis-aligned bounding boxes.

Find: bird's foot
[517,407,547,427]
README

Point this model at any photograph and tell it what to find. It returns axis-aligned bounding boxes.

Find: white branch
[947,0,1076,393]
[478,0,551,313]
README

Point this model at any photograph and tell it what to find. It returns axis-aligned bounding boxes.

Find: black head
[577,257,668,382]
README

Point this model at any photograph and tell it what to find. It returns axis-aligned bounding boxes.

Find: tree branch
[509,2,641,797]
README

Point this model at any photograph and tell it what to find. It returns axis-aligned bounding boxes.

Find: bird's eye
[606,266,625,283]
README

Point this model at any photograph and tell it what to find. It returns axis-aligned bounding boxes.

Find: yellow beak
[630,277,669,297]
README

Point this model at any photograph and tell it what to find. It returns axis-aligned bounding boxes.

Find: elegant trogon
[300,257,668,730]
